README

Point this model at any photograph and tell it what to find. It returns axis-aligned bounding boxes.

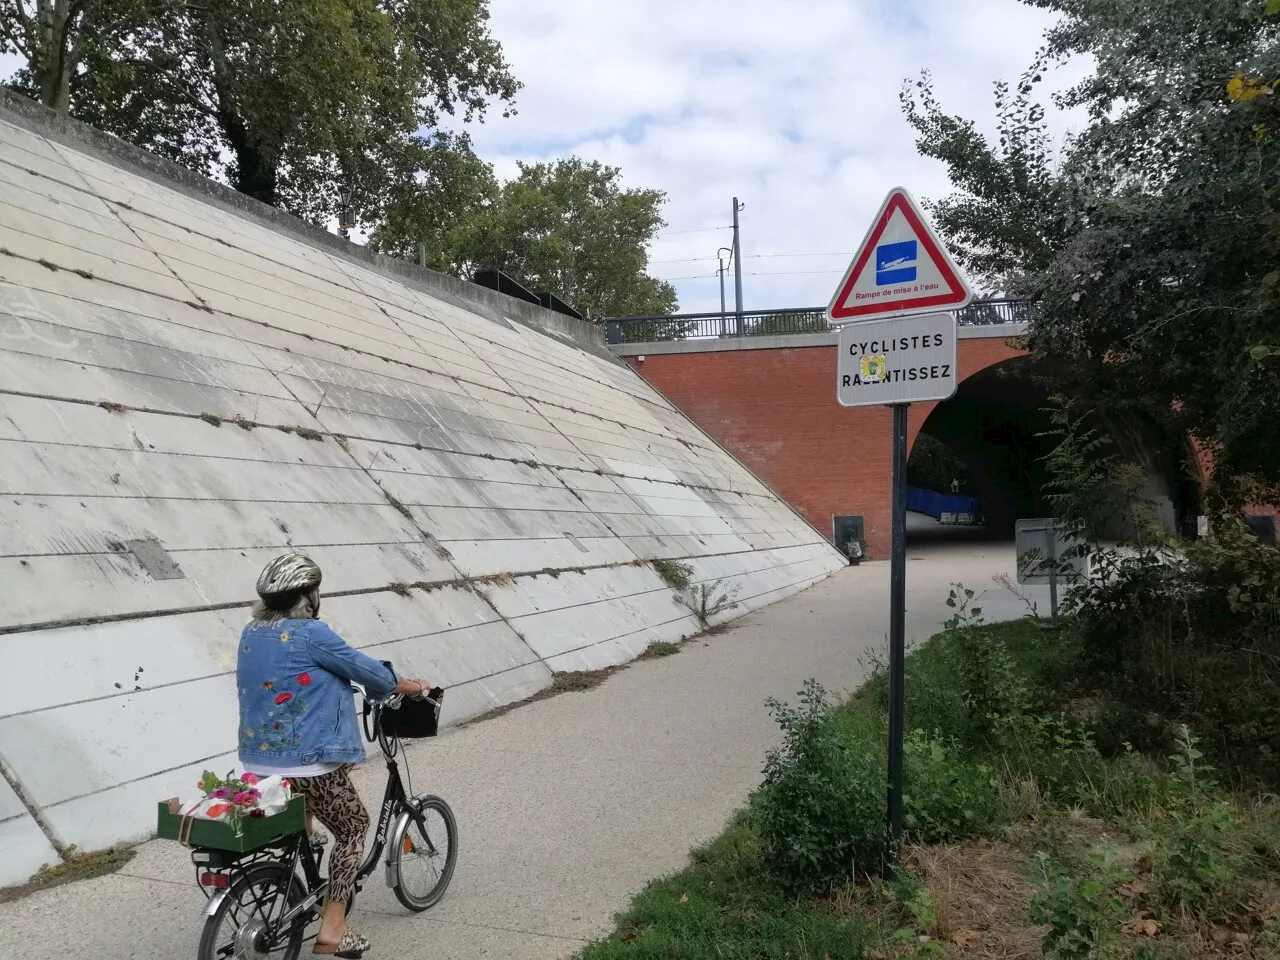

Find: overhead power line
[649,251,857,265]
[653,225,733,237]
[652,267,848,281]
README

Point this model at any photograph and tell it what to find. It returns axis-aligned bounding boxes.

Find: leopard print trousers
[290,765,369,903]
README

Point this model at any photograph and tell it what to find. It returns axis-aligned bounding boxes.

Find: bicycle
[191,685,458,959]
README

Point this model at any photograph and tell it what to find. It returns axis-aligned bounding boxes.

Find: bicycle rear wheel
[389,795,457,912]
[197,863,307,960]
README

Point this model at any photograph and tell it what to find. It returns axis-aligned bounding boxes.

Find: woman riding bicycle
[237,553,431,958]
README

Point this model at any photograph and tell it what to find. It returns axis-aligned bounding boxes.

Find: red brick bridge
[607,304,1200,559]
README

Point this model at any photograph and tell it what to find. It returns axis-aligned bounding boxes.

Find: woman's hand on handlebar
[394,677,432,699]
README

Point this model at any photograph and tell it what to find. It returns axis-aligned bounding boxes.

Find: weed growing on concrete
[97,401,128,414]
[638,641,681,659]
[72,268,94,280]
[677,580,741,630]
[231,415,254,431]
[0,845,136,905]
[551,670,610,693]
[37,257,59,271]
[293,426,324,441]
[387,582,413,598]
[198,413,223,427]
[652,559,694,590]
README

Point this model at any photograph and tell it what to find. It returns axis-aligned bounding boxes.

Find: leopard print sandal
[313,929,370,958]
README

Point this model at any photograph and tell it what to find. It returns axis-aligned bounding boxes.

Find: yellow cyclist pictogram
[860,354,887,383]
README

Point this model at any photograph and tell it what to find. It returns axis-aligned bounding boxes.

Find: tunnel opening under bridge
[903,356,1202,545]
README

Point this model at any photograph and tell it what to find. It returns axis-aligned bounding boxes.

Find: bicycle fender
[204,887,231,919]
[384,814,407,888]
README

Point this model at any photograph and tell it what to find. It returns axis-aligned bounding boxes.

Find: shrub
[753,681,887,893]
[902,730,1008,842]
[1148,728,1246,920]
[1074,524,1280,787]
[1028,846,1131,960]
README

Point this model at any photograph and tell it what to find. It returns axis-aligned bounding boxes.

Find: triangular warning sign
[826,187,972,324]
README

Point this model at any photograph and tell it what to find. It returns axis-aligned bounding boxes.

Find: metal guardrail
[603,297,1036,345]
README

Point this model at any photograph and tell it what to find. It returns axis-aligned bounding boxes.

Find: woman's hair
[249,588,318,623]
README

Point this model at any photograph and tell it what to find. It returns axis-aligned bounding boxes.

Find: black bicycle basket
[378,687,444,739]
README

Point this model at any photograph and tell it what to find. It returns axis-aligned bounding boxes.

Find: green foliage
[907,432,972,496]
[676,580,740,630]
[900,0,1280,491]
[752,681,887,893]
[382,156,677,319]
[1036,395,1169,550]
[651,559,693,591]
[1148,728,1244,918]
[579,815,876,959]
[943,584,1036,741]
[902,730,1007,842]
[3,0,517,226]
[1073,523,1280,787]
[1029,847,1131,960]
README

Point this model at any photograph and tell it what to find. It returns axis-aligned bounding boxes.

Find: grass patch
[579,608,1280,959]
[583,816,875,960]
[0,846,136,904]
[551,670,612,693]
[637,641,681,660]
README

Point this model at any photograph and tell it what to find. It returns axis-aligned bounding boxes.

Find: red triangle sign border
[826,188,972,323]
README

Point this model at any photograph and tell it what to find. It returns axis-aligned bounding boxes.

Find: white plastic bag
[180,795,233,821]
[254,775,290,817]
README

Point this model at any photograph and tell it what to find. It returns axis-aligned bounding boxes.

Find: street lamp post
[337,185,355,240]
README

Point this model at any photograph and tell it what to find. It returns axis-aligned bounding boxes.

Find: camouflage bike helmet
[256,553,322,601]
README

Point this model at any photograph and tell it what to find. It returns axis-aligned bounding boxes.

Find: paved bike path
[0,543,1039,960]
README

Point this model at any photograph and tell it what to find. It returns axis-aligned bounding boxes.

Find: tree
[2,0,518,228]
[0,0,159,113]
[375,156,677,319]
[900,0,1280,495]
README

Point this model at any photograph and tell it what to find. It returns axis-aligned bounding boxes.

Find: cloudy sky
[1,1,1087,314]
[467,0,1087,313]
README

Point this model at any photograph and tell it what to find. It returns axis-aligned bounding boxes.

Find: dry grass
[905,839,1043,960]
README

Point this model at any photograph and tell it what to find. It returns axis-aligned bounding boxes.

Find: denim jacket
[236,618,398,768]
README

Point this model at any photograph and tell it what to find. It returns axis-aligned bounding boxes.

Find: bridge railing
[603,298,1035,345]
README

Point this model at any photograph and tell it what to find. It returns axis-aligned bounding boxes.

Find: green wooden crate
[157,795,306,852]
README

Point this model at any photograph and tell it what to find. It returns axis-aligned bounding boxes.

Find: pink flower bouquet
[195,770,286,836]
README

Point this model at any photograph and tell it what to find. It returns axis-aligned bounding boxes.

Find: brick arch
[622,331,1028,559]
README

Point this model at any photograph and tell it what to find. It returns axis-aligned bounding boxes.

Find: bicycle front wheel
[197,862,307,960]
[389,794,458,912]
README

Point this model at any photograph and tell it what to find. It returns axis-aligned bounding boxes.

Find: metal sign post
[887,402,908,843]
[1046,524,1059,629]
[826,187,973,860]
[1015,518,1089,630]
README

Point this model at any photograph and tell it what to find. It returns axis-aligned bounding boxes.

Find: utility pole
[732,197,745,334]
[717,246,732,336]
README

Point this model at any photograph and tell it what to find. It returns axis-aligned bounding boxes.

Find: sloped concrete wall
[0,101,844,884]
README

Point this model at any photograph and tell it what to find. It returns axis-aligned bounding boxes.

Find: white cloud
[3,4,1091,315]
[466,0,1091,312]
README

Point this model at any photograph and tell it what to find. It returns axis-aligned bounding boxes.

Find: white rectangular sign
[836,313,959,407]
[1015,518,1089,585]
